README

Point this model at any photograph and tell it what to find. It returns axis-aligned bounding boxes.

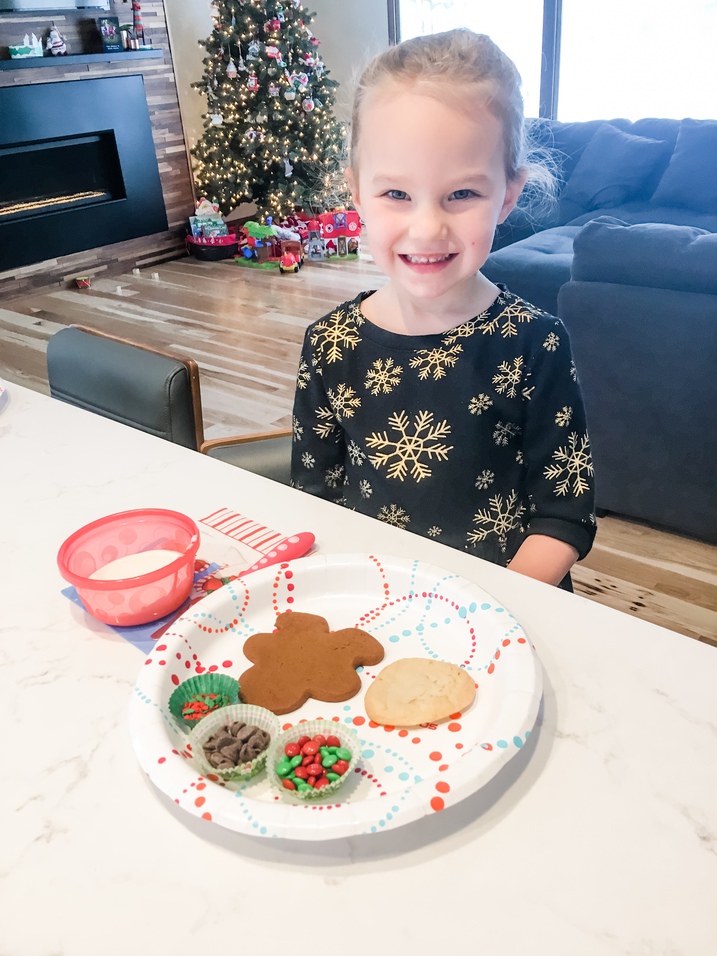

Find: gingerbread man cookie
[239,611,384,715]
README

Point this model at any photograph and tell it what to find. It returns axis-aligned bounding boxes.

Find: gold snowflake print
[409,344,462,381]
[296,357,311,390]
[492,356,525,398]
[301,452,315,468]
[469,393,493,415]
[347,440,366,466]
[555,405,573,427]
[475,469,495,489]
[442,323,477,345]
[427,526,442,537]
[327,383,361,421]
[325,464,345,488]
[292,415,303,440]
[366,410,453,482]
[468,489,526,552]
[544,432,593,496]
[493,421,521,446]
[310,306,362,363]
[543,332,560,351]
[359,480,372,499]
[365,357,403,395]
[377,503,410,529]
[478,297,535,337]
[313,406,338,440]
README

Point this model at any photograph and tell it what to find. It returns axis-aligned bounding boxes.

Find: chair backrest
[46,325,204,450]
[202,430,293,485]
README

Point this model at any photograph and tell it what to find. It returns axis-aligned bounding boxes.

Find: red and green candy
[181,692,230,721]
[275,733,352,793]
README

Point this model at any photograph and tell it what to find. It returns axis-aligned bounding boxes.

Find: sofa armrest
[571,216,717,294]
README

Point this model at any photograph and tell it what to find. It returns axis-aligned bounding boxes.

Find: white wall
[164,0,390,157]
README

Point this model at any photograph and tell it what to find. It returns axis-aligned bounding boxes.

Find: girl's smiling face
[348,85,526,323]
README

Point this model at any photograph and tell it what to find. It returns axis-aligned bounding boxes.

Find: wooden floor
[1,254,715,647]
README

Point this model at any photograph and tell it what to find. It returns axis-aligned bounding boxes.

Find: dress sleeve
[520,317,597,559]
[290,327,347,502]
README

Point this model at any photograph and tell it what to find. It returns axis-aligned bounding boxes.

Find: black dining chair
[46,324,292,483]
[47,324,205,449]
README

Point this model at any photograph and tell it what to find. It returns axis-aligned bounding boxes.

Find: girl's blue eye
[385,189,408,201]
[450,189,478,201]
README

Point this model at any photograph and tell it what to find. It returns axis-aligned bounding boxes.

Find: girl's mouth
[400,253,456,265]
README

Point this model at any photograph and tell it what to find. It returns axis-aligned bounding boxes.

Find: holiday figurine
[46,23,67,56]
[131,1,145,44]
[226,58,238,79]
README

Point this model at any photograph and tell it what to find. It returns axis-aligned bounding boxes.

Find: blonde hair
[351,29,532,186]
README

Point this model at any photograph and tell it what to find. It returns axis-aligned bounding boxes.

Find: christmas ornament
[256,111,268,123]
[284,89,296,101]
[236,54,247,71]
[269,83,280,97]
[283,157,294,177]
[247,128,258,141]
[247,74,259,91]
[45,23,67,56]
[210,113,223,126]
[289,72,309,90]
[226,58,238,79]
[302,97,314,113]
[247,40,260,60]
[266,45,279,59]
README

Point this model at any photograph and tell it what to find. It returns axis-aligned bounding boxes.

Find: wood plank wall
[0,1,195,298]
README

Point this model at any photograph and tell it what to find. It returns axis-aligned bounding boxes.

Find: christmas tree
[192,0,346,222]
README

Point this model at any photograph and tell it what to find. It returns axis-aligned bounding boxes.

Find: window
[398,0,544,118]
[558,0,717,120]
[396,0,717,121]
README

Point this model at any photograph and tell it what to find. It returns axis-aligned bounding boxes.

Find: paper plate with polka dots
[130,553,542,840]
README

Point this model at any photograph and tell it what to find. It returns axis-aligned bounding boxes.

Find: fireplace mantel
[0,50,163,70]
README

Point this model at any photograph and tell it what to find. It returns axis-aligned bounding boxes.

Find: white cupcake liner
[187,704,280,782]
[266,719,360,801]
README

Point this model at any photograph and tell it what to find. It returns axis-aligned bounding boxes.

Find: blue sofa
[484,117,717,315]
[483,118,717,542]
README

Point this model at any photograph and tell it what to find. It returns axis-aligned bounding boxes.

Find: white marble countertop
[1,382,716,955]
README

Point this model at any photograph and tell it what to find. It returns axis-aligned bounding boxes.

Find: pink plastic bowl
[57,508,200,626]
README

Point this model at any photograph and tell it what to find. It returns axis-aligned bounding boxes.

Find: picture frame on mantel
[97,16,122,53]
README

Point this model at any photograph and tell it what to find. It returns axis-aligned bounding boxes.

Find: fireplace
[0,74,168,272]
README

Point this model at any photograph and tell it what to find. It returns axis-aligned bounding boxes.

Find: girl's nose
[407,204,447,243]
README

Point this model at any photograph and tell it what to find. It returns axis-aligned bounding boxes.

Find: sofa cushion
[482,226,580,315]
[563,202,717,233]
[570,216,717,295]
[558,123,671,222]
[650,118,717,213]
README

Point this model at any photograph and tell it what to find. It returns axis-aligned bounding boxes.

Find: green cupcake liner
[187,704,280,782]
[168,673,240,730]
[267,719,360,802]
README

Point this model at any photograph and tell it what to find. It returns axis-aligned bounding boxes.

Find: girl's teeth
[406,254,450,263]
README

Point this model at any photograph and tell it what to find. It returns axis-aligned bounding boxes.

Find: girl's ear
[497,167,529,224]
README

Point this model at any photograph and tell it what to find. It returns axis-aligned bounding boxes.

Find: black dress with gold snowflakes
[291,289,596,569]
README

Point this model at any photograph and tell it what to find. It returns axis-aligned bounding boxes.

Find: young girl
[291,29,596,588]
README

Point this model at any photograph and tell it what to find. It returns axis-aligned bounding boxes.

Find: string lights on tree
[192,0,345,222]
